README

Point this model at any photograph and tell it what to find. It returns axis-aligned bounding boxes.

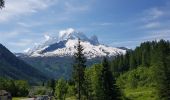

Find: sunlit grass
[124,87,157,100]
[13,97,27,100]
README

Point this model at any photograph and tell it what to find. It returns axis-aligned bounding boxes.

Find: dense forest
[112,39,170,100]
[0,39,170,100]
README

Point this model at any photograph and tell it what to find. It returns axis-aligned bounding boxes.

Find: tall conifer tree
[72,39,86,100]
[0,0,4,9]
[100,57,121,100]
[151,40,170,100]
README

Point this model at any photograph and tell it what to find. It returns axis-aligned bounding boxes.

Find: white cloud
[149,8,164,19]
[9,39,33,47]
[141,8,164,22]
[0,0,56,22]
[91,22,114,26]
[17,22,32,27]
[111,30,170,48]
[59,28,75,38]
[0,29,31,39]
[100,22,113,26]
[0,31,21,38]
[44,34,51,41]
[144,22,160,29]
[64,1,89,13]
[23,48,31,53]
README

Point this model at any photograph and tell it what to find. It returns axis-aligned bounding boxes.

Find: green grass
[13,97,27,100]
[123,87,157,100]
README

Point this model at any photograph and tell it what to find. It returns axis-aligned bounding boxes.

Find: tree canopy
[72,39,86,100]
[0,0,4,9]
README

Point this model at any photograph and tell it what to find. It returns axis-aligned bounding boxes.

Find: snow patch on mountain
[59,28,75,40]
[44,34,51,41]
[26,28,126,59]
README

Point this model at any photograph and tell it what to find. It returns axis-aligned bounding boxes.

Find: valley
[0,0,170,99]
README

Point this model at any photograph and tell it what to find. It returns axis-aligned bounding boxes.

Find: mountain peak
[90,35,99,45]
[58,28,75,40]
[24,28,126,58]
[58,28,89,42]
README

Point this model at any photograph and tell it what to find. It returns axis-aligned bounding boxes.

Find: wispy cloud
[111,32,170,48]
[143,22,160,29]
[138,2,170,40]
[0,31,20,38]
[142,8,164,21]
[17,21,44,28]
[0,0,57,22]
[91,22,114,26]
[63,1,90,14]
[9,39,33,47]
[17,22,33,28]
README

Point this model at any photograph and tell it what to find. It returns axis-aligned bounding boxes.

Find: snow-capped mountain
[25,28,126,59]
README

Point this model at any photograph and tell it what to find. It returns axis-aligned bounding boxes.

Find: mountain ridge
[0,43,46,83]
[16,28,127,79]
[24,28,126,59]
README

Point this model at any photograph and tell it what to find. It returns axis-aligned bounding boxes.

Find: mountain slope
[19,28,126,79]
[0,44,46,82]
[26,28,126,58]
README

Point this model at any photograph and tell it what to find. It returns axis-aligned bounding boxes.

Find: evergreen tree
[100,57,121,100]
[55,79,68,100]
[47,79,56,95]
[130,53,137,70]
[84,68,93,100]
[72,39,86,100]
[0,0,4,9]
[151,40,170,100]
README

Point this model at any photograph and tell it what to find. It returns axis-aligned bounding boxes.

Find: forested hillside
[111,40,170,100]
[0,40,170,100]
[0,44,46,83]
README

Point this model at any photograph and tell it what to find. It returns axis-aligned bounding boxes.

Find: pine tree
[47,79,56,95]
[0,0,4,9]
[130,53,137,70]
[72,39,86,100]
[100,57,121,100]
[151,40,170,100]
[55,79,68,100]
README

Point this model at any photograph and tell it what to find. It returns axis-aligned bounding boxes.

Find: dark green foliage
[0,77,29,97]
[84,68,94,100]
[129,53,137,70]
[55,79,68,100]
[84,64,103,100]
[84,62,122,100]
[112,39,170,100]
[0,44,46,83]
[0,0,4,9]
[21,56,101,79]
[111,40,168,76]
[29,86,52,96]
[66,83,76,97]
[111,52,131,77]
[15,80,29,96]
[72,39,86,100]
[150,40,170,100]
[117,66,154,89]
[47,79,56,95]
[100,58,121,100]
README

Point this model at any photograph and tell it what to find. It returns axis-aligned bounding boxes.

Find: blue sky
[0,0,170,52]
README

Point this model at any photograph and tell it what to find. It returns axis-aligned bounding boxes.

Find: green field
[123,87,157,100]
